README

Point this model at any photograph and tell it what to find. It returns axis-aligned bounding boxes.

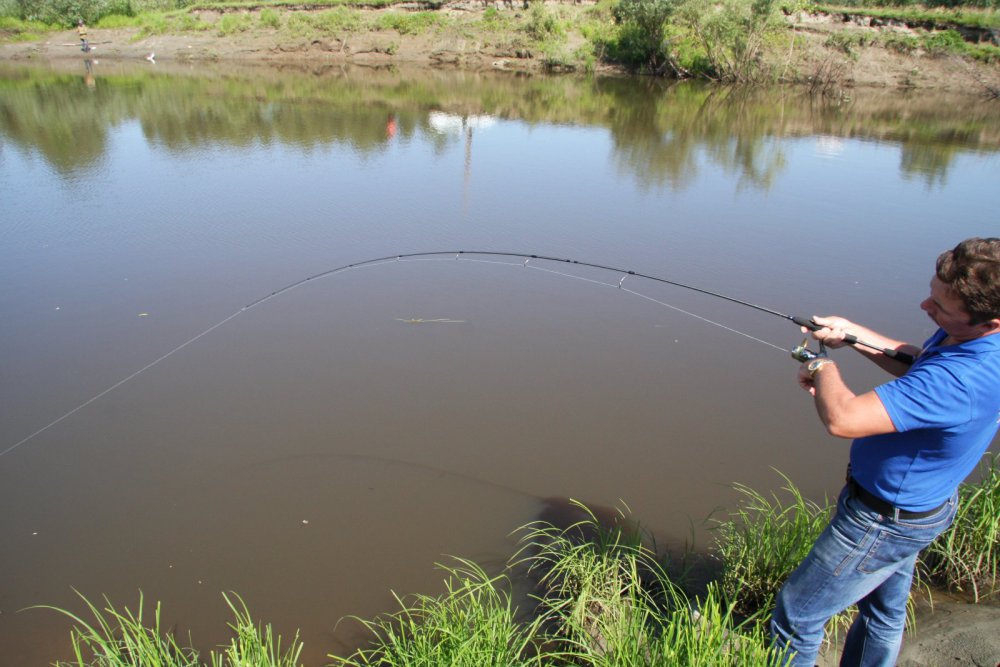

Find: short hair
[936,237,1000,324]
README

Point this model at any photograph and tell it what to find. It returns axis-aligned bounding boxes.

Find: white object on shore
[146,52,156,63]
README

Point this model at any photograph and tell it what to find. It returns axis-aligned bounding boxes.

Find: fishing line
[1,250,894,458]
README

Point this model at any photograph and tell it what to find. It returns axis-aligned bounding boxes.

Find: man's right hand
[805,316,856,349]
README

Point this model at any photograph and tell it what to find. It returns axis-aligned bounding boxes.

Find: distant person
[386,113,397,140]
[771,237,1000,666]
[77,19,89,52]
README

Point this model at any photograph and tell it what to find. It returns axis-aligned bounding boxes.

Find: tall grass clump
[209,593,303,667]
[331,558,547,667]
[513,500,784,666]
[39,591,304,667]
[38,591,201,667]
[922,453,1000,601]
[216,11,251,35]
[372,10,441,35]
[258,7,279,29]
[712,472,833,616]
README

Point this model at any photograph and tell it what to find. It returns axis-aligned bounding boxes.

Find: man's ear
[978,318,1000,335]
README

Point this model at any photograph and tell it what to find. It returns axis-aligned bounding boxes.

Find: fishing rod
[248,250,916,365]
[2,248,914,458]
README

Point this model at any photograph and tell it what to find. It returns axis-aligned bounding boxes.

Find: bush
[525,3,562,40]
[673,0,784,81]
[373,10,441,35]
[258,7,279,29]
[608,0,678,71]
[923,27,967,54]
[217,12,251,35]
[13,0,179,24]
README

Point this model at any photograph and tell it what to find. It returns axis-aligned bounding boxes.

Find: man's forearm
[807,363,897,438]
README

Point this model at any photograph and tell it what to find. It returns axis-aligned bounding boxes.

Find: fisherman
[771,237,1000,666]
[77,19,89,52]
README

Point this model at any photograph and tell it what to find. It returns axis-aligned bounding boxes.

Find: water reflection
[2,62,997,188]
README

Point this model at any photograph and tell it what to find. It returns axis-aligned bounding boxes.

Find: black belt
[847,478,944,520]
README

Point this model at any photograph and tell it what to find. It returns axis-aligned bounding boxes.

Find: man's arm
[808,316,921,378]
[798,360,896,439]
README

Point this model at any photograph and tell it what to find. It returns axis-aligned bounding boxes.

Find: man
[77,19,89,52]
[771,237,1000,666]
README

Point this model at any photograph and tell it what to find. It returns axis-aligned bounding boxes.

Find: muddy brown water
[1,60,998,664]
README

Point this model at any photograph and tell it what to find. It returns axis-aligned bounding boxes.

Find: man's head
[935,237,1000,325]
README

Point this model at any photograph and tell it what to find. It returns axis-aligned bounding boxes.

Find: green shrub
[525,3,562,40]
[216,11,251,35]
[923,27,967,54]
[0,15,55,36]
[315,7,361,34]
[258,7,279,28]
[12,0,165,24]
[607,0,678,70]
[95,12,138,26]
[137,10,168,34]
[674,0,785,81]
[373,10,440,35]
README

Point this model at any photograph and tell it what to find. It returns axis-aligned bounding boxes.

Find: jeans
[770,484,957,667]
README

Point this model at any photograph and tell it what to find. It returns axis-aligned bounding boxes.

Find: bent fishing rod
[3,249,914,458]
[248,250,916,365]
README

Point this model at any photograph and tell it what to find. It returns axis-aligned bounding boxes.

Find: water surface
[1,60,999,664]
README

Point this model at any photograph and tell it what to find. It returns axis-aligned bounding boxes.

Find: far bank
[2,1,999,97]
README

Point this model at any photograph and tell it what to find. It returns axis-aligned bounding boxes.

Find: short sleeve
[874,360,971,432]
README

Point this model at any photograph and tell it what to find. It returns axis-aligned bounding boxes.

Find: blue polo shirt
[850,328,1000,512]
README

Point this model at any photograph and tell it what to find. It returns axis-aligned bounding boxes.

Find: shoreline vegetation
[0,0,999,94]
[40,456,998,666]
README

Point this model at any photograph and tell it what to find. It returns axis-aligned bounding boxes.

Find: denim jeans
[770,484,958,667]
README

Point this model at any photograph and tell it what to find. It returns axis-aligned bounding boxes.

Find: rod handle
[881,348,916,365]
[792,315,859,343]
[791,316,915,366]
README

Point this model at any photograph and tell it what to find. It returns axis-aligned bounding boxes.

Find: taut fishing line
[1,250,904,459]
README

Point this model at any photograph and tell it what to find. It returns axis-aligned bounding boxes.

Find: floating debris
[395,318,465,324]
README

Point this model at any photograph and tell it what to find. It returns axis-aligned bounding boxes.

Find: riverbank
[1,2,999,96]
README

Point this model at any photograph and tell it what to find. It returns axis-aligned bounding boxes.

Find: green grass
[371,10,443,35]
[38,591,302,667]
[922,453,1000,601]
[712,472,833,616]
[511,500,784,665]
[331,559,546,667]
[816,4,1000,29]
[0,16,57,40]
[825,25,1000,61]
[38,591,202,667]
[259,7,280,28]
[217,11,253,34]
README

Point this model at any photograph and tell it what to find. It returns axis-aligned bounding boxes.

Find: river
[1,59,998,664]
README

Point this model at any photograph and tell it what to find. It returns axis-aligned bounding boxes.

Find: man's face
[920,276,989,343]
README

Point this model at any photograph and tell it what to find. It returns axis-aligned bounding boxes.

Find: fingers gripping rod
[789,316,915,366]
